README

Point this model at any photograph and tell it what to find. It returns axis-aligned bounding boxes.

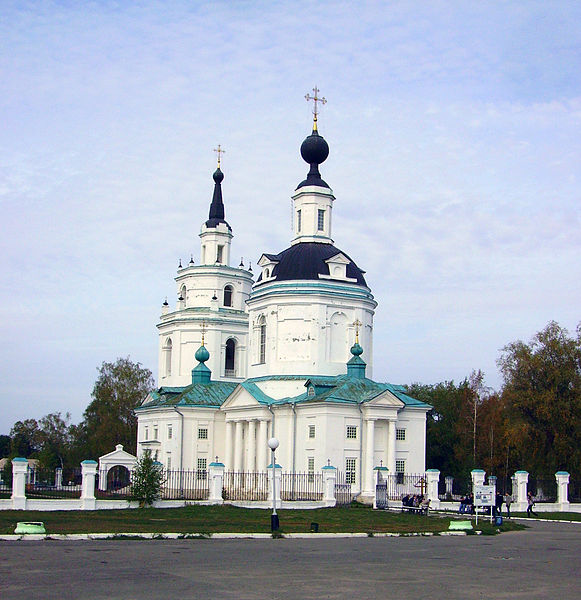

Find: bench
[401,505,429,515]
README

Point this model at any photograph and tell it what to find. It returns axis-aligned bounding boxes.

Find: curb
[0,530,467,541]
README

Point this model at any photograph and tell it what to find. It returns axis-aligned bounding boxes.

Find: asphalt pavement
[1,520,579,599]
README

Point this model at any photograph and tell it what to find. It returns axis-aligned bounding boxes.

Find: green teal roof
[137,381,237,410]
[137,375,430,411]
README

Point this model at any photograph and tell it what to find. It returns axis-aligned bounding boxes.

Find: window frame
[198,427,208,440]
[346,425,357,439]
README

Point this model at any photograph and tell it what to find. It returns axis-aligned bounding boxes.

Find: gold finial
[200,320,207,346]
[353,319,362,344]
[305,86,327,132]
[213,144,225,168]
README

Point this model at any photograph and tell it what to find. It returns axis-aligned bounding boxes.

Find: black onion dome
[297,131,330,189]
[213,167,224,184]
[257,242,367,286]
[205,167,231,230]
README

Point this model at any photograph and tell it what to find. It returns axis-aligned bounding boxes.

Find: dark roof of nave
[256,242,367,286]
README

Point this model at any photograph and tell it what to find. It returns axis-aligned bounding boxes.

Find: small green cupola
[347,328,366,379]
[192,342,211,384]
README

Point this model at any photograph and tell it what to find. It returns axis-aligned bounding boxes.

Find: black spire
[205,167,232,231]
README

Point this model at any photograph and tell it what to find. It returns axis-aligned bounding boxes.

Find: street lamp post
[268,437,279,531]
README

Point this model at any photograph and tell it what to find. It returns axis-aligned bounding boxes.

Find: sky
[1,0,580,435]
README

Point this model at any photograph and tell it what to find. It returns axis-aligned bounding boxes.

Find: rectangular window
[396,428,406,441]
[297,209,301,232]
[167,454,171,470]
[197,458,207,480]
[198,427,208,440]
[346,458,356,484]
[216,245,223,263]
[308,425,316,439]
[346,425,357,439]
[154,427,158,440]
[317,209,325,231]
[396,460,405,473]
[167,425,173,440]
[144,427,149,441]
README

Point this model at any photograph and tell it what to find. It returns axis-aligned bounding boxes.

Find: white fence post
[471,469,486,489]
[81,460,98,510]
[514,470,529,511]
[372,466,387,509]
[11,458,28,510]
[555,471,570,511]
[426,469,440,509]
[208,461,225,504]
[322,465,337,507]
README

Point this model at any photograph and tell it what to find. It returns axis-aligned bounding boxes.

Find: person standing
[527,491,538,517]
[504,492,513,518]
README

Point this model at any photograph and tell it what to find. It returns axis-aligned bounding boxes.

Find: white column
[81,460,98,510]
[322,465,337,507]
[555,471,570,511]
[515,470,529,510]
[247,420,256,472]
[426,469,440,509]
[387,419,396,475]
[364,418,375,495]
[208,461,225,504]
[225,421,233,470]
[11,458,28,510]
[258,419,268,471]
[471,469,486,488]
[234,420,243,472]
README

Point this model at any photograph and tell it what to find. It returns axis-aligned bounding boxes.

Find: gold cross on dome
[353,319,362,343]
[213,144,225,167]
[200,320,207,346]
[305,86,327,131]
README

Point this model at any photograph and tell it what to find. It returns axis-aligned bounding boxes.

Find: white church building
[136,104,430,500]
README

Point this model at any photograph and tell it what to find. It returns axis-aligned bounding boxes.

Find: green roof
[137,381,237,410]
[137,375,431,411]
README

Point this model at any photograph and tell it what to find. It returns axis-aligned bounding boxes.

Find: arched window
[163,338,172,377]
[258,316,266,364]
[179,285,186,305]
[223,285,233,307]
[264,268,270,279]
[225,338,236,376]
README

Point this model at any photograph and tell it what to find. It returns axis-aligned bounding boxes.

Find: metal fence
[569,479,581,502]
[381,473,428,501]
[96,467,132,499]
[0,472,12,497]
[223,471,269,501]
[160,469,209,500]
[280,472,323,501]
[528,477,557,503]
[334,471,353,506]
[25,467,82,499]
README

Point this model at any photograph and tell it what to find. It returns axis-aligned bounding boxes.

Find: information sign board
[473,484,495,506]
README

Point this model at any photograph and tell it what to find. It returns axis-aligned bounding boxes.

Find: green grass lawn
[509,511,581,521]
[0,503,525,535]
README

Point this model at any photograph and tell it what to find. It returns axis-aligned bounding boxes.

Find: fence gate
[376,481,388,509]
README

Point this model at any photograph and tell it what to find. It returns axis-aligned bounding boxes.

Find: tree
[406,380,473,480]
[497,321,581,481]
[36,412,73,470]
[81,357,154,459]
[130,450,165,507]
[0,435,11,458]
[10,419,41,457]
